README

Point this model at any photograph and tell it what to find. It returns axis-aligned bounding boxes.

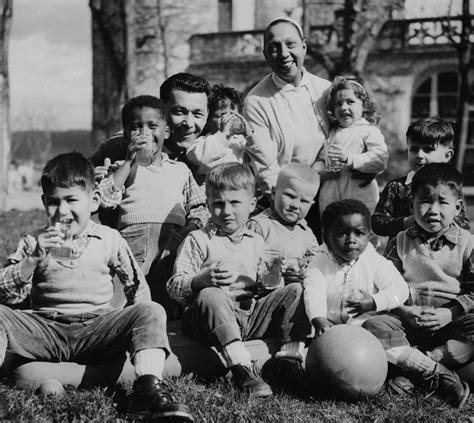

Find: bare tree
[0,0,12,211]
[305,0,404,78]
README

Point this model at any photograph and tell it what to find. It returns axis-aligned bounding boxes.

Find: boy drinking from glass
[0,153,193,421]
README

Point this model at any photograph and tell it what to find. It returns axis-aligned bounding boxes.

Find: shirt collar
[405,170,416,185]
[406,222,459,247]
[205,222,254,243]
[271,68,309,91]
[76,220,103,240]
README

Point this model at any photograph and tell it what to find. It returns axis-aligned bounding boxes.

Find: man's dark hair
[121,95,165,128]
[41,152,95,194]
[159,73,211,104]
[412,163,463,199]
[406,116,454,148]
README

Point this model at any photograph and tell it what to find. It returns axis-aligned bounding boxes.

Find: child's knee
[134,302,167,323]
[195,287,229,307]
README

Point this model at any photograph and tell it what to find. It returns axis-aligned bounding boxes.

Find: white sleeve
[303,267,329,321]
[371,255,409,312]
[347,127,388,174]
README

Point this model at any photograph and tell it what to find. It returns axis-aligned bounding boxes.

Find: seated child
[186,84,250,185]
[303,199,408,335]
[316,76,388,215]
[247,163,320,286]
[167,163,311,397]
[363,163,473,408]
[0,153,193,421]
[97,95,208,277]
[372,116,470,240]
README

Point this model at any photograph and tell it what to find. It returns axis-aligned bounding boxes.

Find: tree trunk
[0,0,12,211]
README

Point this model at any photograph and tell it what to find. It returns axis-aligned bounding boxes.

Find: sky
[9,0,91,131]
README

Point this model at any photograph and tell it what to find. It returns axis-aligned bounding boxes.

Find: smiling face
[264,22,307,85]
[165,88,208,150]
[272,177,316,224]
[333,88,364,128]
[413,183,462,235]
[206,187,256,235]
[123,106,170,154]
[42,185,100,239]
[407,140,454,172]
[325,213,370,263]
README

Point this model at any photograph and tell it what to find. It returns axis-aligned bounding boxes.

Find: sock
[275,341,305,361]
[133,348,166,379]
[221,341,252,368]
[446,340,474,365]
[385,346,408,365]
[392,346,436,373]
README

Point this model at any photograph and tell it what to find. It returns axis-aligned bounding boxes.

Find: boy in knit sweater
[167,163,311,397]
[247,163,320,286]
[0,153,193,421]
[372,117,470,240]
[97,96,208,278]
[363,163,473,408]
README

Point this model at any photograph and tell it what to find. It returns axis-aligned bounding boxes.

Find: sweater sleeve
[186,133,230,173]
[346,126,388,174]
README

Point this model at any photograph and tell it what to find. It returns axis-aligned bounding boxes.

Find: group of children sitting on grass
[0,68,472,421]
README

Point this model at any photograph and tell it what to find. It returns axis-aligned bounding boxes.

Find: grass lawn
[0,209,473,421]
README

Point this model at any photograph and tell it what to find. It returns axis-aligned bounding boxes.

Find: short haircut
[277,163,320,191]
[205,163,255,196]
[121,95,165,128]
[406,116,454,148]
[322,199,372,235]
[327,75,380,125]
[41,152,95,194]
[209,84,244,115]
[264,17,304,44]
[411,163,463,199]
[159,72,211,104]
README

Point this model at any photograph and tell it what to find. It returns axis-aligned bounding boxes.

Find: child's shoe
[275,357,307,395]
[231,361,273,397]
[117,374,194,421]
[422,363,470,409]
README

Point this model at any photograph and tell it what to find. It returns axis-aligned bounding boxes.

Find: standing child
[363,163,472,408]
[0,153,193,421]
[247,163,320,286]
[97,95,208,277]
[372,116,470,240]
[317,76,388,215]
[303,199,408,335]
[186,84,250,185]
[167,163,311,397]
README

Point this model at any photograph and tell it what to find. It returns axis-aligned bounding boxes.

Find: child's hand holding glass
[281,257,308,284]
[344,288,375,316]
[33,218,73,261]
[129,133,157,166]
[327,144,348,172]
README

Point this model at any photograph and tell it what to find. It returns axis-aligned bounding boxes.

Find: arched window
[411,71,458,122]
